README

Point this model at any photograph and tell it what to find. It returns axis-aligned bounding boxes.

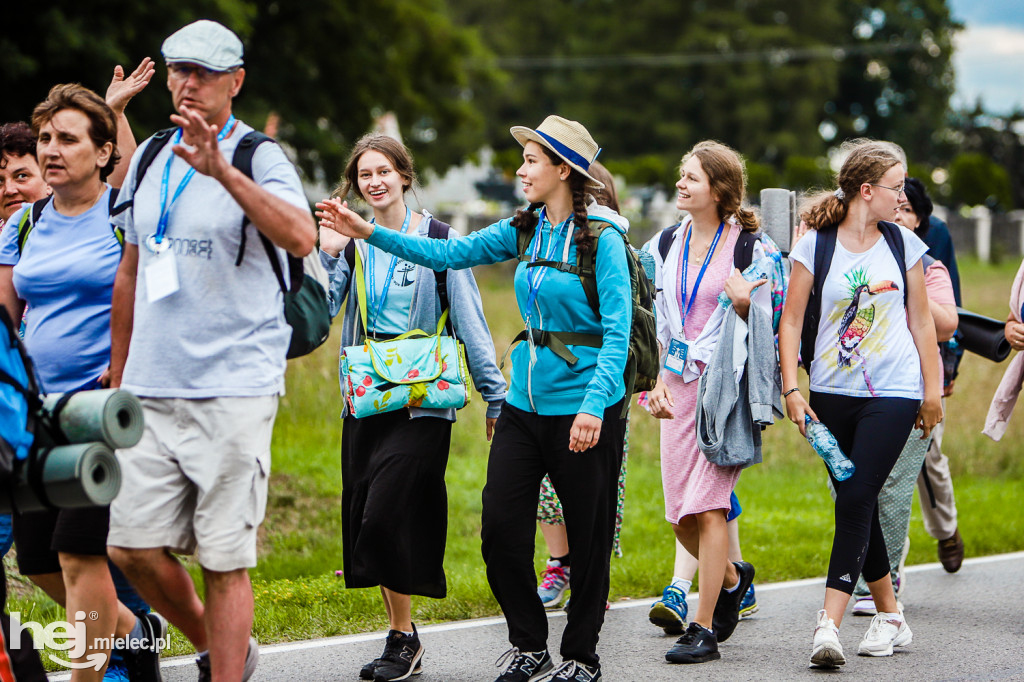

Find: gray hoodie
[320,214,507,420]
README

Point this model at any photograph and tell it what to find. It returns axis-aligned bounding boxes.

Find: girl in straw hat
[643,141,774,664]
[318,115,631,682]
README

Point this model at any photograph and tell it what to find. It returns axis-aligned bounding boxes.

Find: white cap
[161,20,244,71]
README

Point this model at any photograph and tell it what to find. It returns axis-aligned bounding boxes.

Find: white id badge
[664,338,688,375]
[145,251,180,303]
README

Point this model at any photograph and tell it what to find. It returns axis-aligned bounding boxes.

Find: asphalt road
[50,551,1024,681]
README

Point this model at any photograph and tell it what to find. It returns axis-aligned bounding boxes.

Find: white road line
[46,550,1024,679]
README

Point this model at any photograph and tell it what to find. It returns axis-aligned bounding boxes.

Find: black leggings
[810,392,919,595]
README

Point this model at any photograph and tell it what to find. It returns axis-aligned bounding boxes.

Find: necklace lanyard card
[145,250,180,303]
[664,337,688,375]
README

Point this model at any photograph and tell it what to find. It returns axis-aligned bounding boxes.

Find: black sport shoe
[666,622,721,664]
[119,612,167,682]
[711,561,755,643]
[548,660,601,681]
[372,626,424,682]
[493,648,553,682]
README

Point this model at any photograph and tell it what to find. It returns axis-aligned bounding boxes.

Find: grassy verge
[11,257,1024,666]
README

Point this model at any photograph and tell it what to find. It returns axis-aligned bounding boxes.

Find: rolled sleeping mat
[41,389,144,449]
[0,442,121,514]
[956,308,1011,363]
[760,188,795,254]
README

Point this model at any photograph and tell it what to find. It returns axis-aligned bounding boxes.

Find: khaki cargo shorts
[108,395,278,572]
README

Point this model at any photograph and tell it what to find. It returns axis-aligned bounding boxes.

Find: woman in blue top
[0,78,167,682]
[318,116,631,682]
[318,133,507,682]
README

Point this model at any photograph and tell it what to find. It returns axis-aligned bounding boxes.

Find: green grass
[12,257,1024,665]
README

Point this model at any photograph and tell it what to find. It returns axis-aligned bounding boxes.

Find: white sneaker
[809,609,845,669]
[858,611,912,656]
[852,595,876,616]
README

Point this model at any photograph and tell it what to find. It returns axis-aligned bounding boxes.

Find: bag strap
[500,327,602,370]
[733,229,759,272]
[658,223,679,261]
[111,127,176,217]
[878,220,909,307]
[16,196,52,256]
[427,218,455,336]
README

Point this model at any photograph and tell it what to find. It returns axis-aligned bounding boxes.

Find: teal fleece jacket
[367,203,631,418]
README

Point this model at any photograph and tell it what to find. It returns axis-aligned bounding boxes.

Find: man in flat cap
[107,20,316,681]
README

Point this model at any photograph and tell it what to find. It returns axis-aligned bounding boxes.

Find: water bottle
[717,252,781,308]
[804,415,856,481]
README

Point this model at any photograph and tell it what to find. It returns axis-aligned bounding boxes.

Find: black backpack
[799,221,908,371]
[657,222,760,272]
[112,128,331,359]
[509,218,659,417]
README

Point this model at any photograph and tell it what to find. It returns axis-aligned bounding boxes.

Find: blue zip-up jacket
[367,203,631,418]
[321,213,507,421]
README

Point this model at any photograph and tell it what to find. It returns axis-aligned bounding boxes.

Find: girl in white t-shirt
[778,140,942,669]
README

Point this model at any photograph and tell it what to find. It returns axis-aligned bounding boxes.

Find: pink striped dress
[661,225,742,523]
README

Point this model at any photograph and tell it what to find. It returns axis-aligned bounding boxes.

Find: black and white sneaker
[548,659,601,682]
[493,648,553,682]
[665,622,721,664]
[195,636,259,682]
[119,612,167,682]
[711,561,755,643]
[371,625,424,682]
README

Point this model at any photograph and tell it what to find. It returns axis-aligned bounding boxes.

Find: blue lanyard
[680,222,724,326]
[524,210,571,323]
[154,114,236,245]
[366,207,412,331]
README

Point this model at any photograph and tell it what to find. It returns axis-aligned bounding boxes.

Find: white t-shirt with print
[790,223,929,399]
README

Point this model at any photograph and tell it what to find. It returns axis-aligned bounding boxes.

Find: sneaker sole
[648,604,686,634]
[242,637,259,682]
[852,605,876,616]
[809,642,846,668]
[739,603,759,619]
[666,650,721,664]
[526,660,555,681]
[858,628,912,657]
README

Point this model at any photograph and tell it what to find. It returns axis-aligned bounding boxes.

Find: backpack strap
[658,223,680,261]
[111,127,176,217]
[343,240,356,271]
[733,229,759,272]
[231,131,276,267]
[16,197,53,256]
[514,212,538,264]
[878,221,909,307]
[427,218,454,336]
[800,226,838,371]
[107,188,125,248]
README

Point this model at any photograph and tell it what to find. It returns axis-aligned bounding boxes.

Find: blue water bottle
[804,415,856,481]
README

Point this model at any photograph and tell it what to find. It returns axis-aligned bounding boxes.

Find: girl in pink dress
[645,141,771,664]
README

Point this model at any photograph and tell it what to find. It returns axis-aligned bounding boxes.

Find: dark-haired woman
[317,133,506,682]
[319,116,631,682]
[778,140,942,669]
[0,74,168,682]
[643,141,773,664]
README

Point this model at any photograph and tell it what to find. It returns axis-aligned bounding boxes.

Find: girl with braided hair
[318,115,631,682]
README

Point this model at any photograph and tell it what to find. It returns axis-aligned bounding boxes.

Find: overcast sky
[949,0,1024,113]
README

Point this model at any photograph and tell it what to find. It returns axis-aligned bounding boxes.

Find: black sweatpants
[480,400,626,668]
[810,392,919,594]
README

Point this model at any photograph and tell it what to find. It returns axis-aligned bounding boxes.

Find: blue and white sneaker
[739,584,758,619]
[649,585,688,635]
[537,560,570,609]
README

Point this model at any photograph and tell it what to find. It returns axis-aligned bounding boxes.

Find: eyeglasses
[869,182,906,196]
[167,63,237,83]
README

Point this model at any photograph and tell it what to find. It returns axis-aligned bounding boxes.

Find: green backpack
[510,218,659,417]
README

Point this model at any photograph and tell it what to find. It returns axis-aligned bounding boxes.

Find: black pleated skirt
[340,409,453,598]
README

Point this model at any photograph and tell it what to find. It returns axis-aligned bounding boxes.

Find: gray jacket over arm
[696,302,783,469]
[320,215,507,421]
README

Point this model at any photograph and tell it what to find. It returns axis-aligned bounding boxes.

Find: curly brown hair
[31,84,120,181]
[680,140,758,232]
[0,122,37,166]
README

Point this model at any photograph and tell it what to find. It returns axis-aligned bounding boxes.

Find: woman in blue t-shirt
[0,79,165,680]
[318,116,630,682]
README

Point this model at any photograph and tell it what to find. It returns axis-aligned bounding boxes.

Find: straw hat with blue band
[510,115,605,189]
